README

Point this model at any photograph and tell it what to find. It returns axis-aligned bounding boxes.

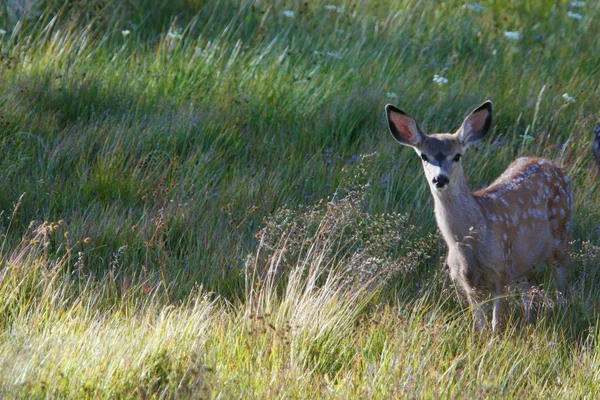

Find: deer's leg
[518,278,536,324]
[467,293,488,332]
[492,284,504,332]
[553,250,570,300]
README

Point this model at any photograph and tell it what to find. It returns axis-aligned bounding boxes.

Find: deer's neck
[431,172,485,246]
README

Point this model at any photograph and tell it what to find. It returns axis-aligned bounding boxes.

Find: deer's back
[473,157,572,281]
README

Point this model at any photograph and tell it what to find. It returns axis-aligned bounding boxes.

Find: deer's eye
[420,153,429,162]
[453,154,462,162]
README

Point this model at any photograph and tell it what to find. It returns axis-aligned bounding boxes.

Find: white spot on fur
[511,213,520,223]
[554,195,561,204]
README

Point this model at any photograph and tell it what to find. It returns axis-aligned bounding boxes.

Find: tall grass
[0,0,599,397]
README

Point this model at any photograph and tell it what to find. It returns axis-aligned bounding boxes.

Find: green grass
[0,0,599,397]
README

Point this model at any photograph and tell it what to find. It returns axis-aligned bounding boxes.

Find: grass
[0,0,599,397]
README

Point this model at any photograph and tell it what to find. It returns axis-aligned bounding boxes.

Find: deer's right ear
[385,104,424,148]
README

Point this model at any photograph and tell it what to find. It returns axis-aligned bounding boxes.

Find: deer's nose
[432,175,449,188]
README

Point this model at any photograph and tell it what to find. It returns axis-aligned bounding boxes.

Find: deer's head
[385,101,492,191]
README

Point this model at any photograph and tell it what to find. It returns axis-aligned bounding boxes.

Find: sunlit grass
[0,0,599,397]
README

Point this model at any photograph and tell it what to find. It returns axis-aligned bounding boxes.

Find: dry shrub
[248,188,436,293]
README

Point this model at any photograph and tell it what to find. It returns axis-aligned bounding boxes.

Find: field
[0,0,599,397]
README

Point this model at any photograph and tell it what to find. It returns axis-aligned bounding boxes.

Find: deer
[385,101,572,331]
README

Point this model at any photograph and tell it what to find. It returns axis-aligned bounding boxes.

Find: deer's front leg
[518,278,536,325]
[492,284,504,332]
[467,293,488,332]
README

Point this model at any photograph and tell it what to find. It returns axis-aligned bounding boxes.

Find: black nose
[432,175,449,188]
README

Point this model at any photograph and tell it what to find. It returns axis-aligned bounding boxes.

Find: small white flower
[567,11,584,20]
[324,5,345,13]
[282,10,295,18]
[433,74,449,85]
[466,3,485,12]
[562,93,576,103]
[121,30,131,36]
[520,134,535,144]
[326,52,343,60]
[570,1,586,7]
[504,31,521,40]
[387,92,398,99]
[0,29,6,35]
[167,31,182,40]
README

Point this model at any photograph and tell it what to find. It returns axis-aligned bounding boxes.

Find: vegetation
[0,0,599,397]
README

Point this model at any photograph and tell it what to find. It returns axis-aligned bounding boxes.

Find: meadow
[0,0,599,397]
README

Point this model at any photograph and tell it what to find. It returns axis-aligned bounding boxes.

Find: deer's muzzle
[432,175,449,189]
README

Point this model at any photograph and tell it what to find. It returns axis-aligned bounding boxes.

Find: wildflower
[520,134,535,144]
[570,1,586,7]
[167,31,183,40]
[567,11,584,20]
[386,92,398,99]
[534,34,544,41]
[466,3,485,12]
[504,31,521,40]
[282,10,295,18]
[433,74,449,85]
[562,93,576,103]
[0,29,6,35]
[122,30,131,37]
[326,51,343,60]
[324,5,344,13]
[430,61,437,68]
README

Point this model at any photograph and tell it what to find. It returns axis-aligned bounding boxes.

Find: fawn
[385,101,572,331]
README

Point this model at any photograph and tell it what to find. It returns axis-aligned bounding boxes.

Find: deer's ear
[457,101,492,148]
[385,104,425,148]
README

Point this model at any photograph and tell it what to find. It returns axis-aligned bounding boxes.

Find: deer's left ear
[457,101,492,148]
